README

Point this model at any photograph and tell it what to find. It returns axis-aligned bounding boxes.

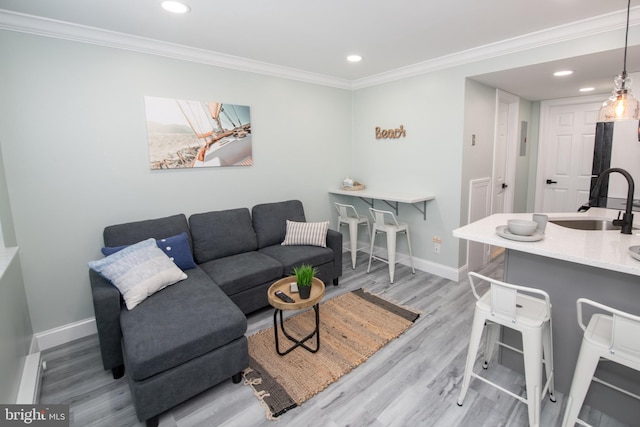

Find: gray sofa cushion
[198,252,283,296]
[252,200,306,249]
[120,267,247,381]
[124,335,248,422]
[258,245,335,276]
[104,214,192,250]
[189,208,258,264]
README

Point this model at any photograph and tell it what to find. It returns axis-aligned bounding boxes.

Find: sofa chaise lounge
[89,200,342,426]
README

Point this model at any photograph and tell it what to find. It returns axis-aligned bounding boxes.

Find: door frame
[491,89,519,215]
[534,94,604,212]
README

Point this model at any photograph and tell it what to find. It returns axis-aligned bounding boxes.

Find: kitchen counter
[454,207,640,425]
[453,207,640,277]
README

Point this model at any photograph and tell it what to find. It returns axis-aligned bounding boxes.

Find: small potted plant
[293,264,317,299]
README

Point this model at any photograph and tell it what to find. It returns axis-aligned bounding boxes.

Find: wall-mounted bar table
[329,188,435,220]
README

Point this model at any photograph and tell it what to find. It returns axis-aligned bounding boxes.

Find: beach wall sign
[375,125,406,139]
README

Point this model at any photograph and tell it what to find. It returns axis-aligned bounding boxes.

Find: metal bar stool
[335,202,371,269]
[366,207,414,283]
[561,298,640,427]
[457,272,556,427]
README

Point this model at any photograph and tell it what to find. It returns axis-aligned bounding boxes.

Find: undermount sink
[549,218,638,231]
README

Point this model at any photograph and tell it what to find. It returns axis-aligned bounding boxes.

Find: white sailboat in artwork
[175,99,252,167]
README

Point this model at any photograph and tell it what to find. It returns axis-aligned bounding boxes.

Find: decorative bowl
[507,219,538,236]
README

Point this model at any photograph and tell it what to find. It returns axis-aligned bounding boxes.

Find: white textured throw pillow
[88,238,187,310]
[281,220,329,247]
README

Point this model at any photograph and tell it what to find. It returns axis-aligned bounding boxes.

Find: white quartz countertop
[453,208,640,277]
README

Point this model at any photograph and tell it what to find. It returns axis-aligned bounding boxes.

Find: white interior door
[536,96,602,212]
[491,90,519,215]
[468,178,491,271]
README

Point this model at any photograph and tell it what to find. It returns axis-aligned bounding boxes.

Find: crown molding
[0,9,352,90]
[350,8,640,90]
[0,8,637,92]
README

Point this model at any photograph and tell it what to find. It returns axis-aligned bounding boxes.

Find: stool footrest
[471,370,554,403]
[593,376,640,401]
[470,372,528,404]
[370,253,413,265]
[496,340,523,355]
[495,340,553,372]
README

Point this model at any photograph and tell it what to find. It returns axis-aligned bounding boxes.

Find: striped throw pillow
[281,220,329,247]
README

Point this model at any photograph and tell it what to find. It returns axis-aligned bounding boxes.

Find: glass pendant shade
[598,74,640,122]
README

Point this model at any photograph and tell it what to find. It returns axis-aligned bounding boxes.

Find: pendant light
[598,0,640,122]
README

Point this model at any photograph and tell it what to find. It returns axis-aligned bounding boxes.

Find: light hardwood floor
[39,253,629,427]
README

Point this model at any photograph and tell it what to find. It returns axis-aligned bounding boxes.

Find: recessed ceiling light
[579,87,595,92]
[161,1,190,14]
[553,70,573,77]
[347,55,362,63]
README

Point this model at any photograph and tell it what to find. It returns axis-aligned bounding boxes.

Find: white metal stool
[561,298,640,427]
[457,272,555,427]
[366,208,414,283]
[335,202,371,269]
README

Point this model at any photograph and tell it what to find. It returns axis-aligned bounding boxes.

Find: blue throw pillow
[102,232,197,270]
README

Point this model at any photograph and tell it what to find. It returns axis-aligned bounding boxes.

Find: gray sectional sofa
[89,200,342,426]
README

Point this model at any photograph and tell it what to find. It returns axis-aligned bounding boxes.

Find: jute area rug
[243,288,420,419]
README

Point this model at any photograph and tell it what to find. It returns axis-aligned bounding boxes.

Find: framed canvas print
[144,96,252,169]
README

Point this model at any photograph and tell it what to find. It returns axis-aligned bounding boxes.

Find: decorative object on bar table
[341,177,365,191]
[293,264,317,299]
[598,0,639,122]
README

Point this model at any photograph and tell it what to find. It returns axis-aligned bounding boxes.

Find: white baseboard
[367,245,462,282]
[412,257,462,282]
[35,317,97,352]
[15,317,97,405]
[16,350,42,404]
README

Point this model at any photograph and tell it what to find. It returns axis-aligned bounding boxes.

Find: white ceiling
[0,0,639,99]
[471,45,640,101]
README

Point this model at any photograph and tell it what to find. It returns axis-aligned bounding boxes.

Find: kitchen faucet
[591,167,635,234]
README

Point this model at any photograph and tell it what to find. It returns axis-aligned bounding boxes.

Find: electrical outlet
[432,236,442,254]
[472,134,476,146]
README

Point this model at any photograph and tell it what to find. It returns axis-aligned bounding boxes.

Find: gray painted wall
[0,252,32,404]
[526,102,541,212]
[459,79,497,265]
[0,31,352,333]
[514,100,533,213]
[0,143,17,248]
[351,70,465,269]
[0,138,31,404]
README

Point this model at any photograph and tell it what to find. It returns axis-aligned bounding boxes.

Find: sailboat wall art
[144,96,252,169]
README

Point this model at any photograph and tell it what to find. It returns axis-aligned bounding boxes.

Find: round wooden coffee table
[267,276,325,355]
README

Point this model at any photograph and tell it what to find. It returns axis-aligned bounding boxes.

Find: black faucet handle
[613,211,624,226]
